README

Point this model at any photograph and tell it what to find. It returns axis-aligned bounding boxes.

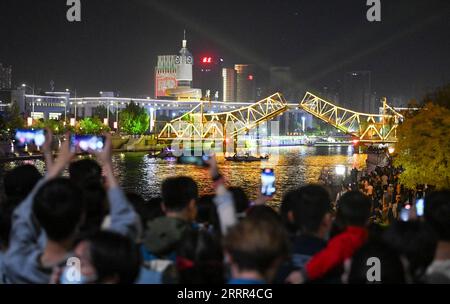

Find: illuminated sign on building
[155,55,177,98]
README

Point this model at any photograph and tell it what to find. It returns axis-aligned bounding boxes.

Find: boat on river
[225,154,270,162]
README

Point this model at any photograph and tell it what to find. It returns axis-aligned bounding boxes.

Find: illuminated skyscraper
[222,67,236,102]
[154,55,177,98]
[175,31,193,88]
[235,64,255,102]
[154,32,200,99]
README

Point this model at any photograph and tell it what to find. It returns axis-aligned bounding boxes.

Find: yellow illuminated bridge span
[158,92,404,143]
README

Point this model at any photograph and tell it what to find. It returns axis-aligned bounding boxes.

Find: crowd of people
[0,131,449,284]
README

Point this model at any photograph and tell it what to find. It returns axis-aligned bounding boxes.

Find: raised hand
[46,132,75,179]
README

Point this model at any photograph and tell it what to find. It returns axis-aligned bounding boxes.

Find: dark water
[0,146,367,204]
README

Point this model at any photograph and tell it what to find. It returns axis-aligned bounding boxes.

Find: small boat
[225,154,270,162]
[147,148,176,159]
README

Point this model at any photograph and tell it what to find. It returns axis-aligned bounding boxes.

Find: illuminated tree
[394,103,450,189]
[77,117,110,134]
[119,101,149,135]
[34,119,64,134]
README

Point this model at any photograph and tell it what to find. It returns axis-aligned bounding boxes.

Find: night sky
[1,0,449,99]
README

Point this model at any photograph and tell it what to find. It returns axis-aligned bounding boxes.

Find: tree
[394,103,450,189]
[119,101,150,135]
[77,117,110,134]
[4,101,24,131]
[423,83,450,109]
[33,119,65,134]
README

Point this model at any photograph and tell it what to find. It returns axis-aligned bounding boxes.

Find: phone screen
[415,198,424,217]
[399,204,412,222]
[261,168,276,196]
[15,129,45,147]
[71,135,105,152]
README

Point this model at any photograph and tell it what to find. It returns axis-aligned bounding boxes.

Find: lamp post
[22,84,35,117]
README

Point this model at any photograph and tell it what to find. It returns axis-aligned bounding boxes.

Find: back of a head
[224,217,289,280]
[290,185,331,234]
[176,230,224,284]
[80,181,108,236]
[87,231,141,284]
[228,187,250,214]
[4,164,42,204]
[33,178,84,242]
[347,240,406,284]
[382,221,437,281]
[69,159,102,186]
[424,190,450,241]
[280,189,298,234]
[246,205,281,225]
[337,191,371,227]
[161,176,198,212]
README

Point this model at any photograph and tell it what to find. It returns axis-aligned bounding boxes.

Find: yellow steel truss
[158,93,288,140]
[299,92,404,143]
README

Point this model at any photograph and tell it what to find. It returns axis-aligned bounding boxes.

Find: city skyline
[0,0,449,101]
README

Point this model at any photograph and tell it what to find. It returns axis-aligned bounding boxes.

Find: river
[0,146,367,205]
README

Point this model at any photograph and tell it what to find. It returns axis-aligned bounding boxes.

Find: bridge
[158,93,288,141]
[299,92,404,143]
[21,91,404,143]
[158,92,403,144]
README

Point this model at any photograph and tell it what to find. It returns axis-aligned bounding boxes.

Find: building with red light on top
[235,64,256,102]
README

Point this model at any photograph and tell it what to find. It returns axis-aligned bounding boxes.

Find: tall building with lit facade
[222,67,236,102]
[154,55,178,98]
[342,71,373,113]
[154,33,201,100]
[235,64,256,102]
[0,63,12,90]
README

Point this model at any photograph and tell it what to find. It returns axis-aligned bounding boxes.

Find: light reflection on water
[111,146,366,203]
[0,146,367,204]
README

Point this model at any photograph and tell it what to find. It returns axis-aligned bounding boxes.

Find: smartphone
[70,135,105,152]
[14,129,46,147]
[415,198,424,217]
[261,168,276,196]
[399,204,411,222]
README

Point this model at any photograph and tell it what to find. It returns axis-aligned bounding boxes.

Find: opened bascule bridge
[158,92,404,145]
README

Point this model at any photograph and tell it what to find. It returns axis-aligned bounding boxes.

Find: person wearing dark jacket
[287,191,371,284]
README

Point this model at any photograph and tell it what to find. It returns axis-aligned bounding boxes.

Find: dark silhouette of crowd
[0,131,449,284]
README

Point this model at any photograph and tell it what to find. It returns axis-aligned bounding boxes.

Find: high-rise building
[0,63,12,90]
[222,67,236,102]
[154,55,178,98]
[342,71,373,113]
[194,56,223,100]
[155,33,201,100]
[175,34,193,88]
[235,64,256,102]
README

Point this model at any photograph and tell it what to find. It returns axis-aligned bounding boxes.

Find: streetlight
[66,88,77,120]
[22,83,35,117]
